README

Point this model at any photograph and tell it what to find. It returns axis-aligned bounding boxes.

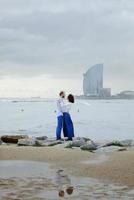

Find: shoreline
[0,145,134,188]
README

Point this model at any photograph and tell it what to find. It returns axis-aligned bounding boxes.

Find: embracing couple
[56,91,75,141]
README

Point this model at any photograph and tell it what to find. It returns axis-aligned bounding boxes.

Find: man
[56,91,66,140]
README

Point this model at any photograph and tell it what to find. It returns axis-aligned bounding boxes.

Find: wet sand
[0,145,134,187]
[1,160,134,200]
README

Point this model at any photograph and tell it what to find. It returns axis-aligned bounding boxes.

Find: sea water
[0,99,134,141]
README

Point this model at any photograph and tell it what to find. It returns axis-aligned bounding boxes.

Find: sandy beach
[0,145,134,188]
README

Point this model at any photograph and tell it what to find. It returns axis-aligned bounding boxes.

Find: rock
[65,138,98,149]
[102,139,134,148]
[80,141,97,151]
[82,137,91,142]
[102,141,123,147]
[120,139,134,147]
[18,137,63,147]
[35,140,63,147]
[64,138,86,148]
[46,140,63,146]
[1,135,28,144]
[72,139,86,147]
[35,136,48,140]
[18,138,36,146]
[74,137,91,142]
[45,138,58,142]
[118,148,127,152]
[34,140,44,146]
[64,142,73,148]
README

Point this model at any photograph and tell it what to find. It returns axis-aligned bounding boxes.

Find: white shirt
[56,99,72,117]
[56,98,65,117]
[61,101,72,113]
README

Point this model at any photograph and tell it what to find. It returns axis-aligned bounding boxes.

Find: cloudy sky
[0,0,134,97]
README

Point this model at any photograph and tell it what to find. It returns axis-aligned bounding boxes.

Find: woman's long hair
[68,94,75,103]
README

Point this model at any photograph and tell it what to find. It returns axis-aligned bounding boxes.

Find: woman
[62,94,75,141]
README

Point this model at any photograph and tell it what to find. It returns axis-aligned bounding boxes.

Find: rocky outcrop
[65,138,98,152]
[35,136,48,141]
[18,138,63,147]
[1,135,28,144]
[120,139,134,147]
[72,138,86,147]
[1,134,133,154]
[18,138,36,146]
[65,137,92,148]
[102,139,134,148]
[35,140,63,147]
[64,141,74,148]
[80,141,97,151]
[75,137,91,142]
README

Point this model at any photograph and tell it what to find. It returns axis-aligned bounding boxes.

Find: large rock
[74,137,91,142]
[35,140,63,147]
[18,138,36,146]
[80,141,97,151]
[18,138,63,147]
[120,139,134,147]
[64,141,73,148]
[35,136,48,140]
[72,138,86,147]
[1,135,28,144]
[64,138,86,148]
[102,139,134,148]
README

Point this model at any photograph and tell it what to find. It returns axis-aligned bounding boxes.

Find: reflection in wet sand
[0,161,134,200]
[55,169,74,197]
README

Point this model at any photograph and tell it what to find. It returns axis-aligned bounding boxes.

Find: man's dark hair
[68,94,74,103]
[59,91,65,96]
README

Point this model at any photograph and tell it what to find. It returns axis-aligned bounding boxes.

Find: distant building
[83,64,103,96]
[83,64,112,98]
[117,91,134,99]
[100,88,111,98]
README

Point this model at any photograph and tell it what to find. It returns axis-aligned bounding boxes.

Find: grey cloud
[0,0,134,84]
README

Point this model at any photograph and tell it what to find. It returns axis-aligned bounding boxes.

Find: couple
[55,169,74,197]
[56,91,75,141]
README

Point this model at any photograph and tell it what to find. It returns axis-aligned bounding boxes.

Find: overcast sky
[0,0,134,97]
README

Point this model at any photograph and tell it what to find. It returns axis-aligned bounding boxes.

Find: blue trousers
[56,116,68,140]
[63,112,74,140]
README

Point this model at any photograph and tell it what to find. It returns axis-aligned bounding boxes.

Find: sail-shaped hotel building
[83,64,104,96]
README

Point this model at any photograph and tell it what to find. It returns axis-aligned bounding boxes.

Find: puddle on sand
[0,160,134,200]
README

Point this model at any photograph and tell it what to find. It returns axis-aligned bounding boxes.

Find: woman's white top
[61,100,72,113]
